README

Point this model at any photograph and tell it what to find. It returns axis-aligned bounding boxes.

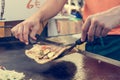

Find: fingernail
[81,38,85,42]
[26,42,29,45]
[34,37,36,40]
[81,39,84,42]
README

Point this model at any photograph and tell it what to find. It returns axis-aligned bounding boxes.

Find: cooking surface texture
[0,35,120,80]
[1,49,120,80]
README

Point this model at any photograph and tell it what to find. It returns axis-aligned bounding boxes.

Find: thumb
[30,24,43,40]
[30,26,38,40]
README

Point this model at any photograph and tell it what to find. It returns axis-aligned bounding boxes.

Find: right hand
[11,14,44,45]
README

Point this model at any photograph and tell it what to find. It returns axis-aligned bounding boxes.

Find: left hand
[81,10,120,42]
[11,13,44,45]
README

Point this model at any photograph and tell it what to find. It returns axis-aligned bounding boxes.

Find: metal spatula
[57,38,120,67]
[28,34,62,45]
[57,38,85,58]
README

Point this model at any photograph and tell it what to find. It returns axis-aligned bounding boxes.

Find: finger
[88,20,97,42]
[81,18,91,42]
[101,27,110,37]
[95,25,103,37]
[30,23,44,40]
[23,25,29,45]
[30,26,38,40]
[11,26,19,39]
[11,28,16,37]
[11,28,15,35]
[17,25,24,42]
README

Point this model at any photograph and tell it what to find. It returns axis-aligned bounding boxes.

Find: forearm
[101,5,120,25]
[35,0,67,22]
[107,5,120,14]
[110,6,120,24]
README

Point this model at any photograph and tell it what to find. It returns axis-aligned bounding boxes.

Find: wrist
[32,9,44,23]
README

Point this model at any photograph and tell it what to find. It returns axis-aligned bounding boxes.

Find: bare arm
[38,0,67,22]
[81,5,120,42]
[11,0,67,44]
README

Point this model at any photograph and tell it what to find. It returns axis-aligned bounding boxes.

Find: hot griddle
[0,35,120,80]
[0,36,77,80]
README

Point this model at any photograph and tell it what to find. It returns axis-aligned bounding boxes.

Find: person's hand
[81,10,120,42]
[11,14,44,45]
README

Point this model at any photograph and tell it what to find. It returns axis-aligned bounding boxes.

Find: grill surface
[0,37,77,80]
[0,36,120,80]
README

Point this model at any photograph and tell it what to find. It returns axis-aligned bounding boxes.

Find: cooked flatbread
[25,44,68,64]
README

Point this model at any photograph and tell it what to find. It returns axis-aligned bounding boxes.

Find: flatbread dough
[25,44,68,64]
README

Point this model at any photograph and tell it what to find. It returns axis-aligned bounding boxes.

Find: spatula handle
[75,39,85,45]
